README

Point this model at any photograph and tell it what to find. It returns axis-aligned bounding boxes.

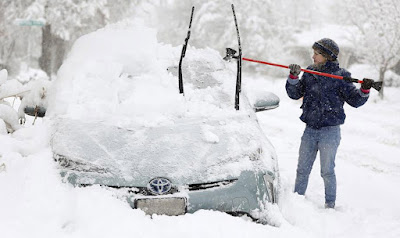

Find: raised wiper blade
[178,6,195,95]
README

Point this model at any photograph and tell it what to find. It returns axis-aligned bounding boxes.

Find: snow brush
[224,49,382,92]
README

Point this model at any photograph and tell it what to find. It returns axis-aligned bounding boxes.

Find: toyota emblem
[148,177,172,195]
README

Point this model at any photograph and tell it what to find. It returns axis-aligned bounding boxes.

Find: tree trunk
[379,67,386,99]
[39,24,52,77]
[53,36,66,74]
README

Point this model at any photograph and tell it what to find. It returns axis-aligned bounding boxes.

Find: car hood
[51,116,276,186]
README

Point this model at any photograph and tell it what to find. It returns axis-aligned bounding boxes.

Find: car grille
[187,179,238,191]
[76,178,238,194]
[77,184,178,196]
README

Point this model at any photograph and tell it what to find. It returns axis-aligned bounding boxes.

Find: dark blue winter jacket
[285,61,369,129]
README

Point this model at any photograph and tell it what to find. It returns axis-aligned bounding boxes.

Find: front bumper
[61,168,278,220]
[126,170,274,219]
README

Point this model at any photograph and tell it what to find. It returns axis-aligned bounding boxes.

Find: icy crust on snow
[47,22,242,128]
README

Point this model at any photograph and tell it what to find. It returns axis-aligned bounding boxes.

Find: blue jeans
[294,125,341,204]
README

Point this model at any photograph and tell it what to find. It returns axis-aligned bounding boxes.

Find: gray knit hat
[312,38,339,61]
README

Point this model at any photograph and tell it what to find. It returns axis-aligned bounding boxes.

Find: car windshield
[46,24,247,129]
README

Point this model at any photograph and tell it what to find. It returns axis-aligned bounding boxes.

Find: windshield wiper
[178,6,195,95]
[223,4,242,110]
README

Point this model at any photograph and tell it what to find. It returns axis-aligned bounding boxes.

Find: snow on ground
[1,22,400,237]
[0,74,399,238]
[246,74,400,238]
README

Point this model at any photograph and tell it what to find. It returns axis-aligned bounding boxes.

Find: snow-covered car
[48,23,280,222]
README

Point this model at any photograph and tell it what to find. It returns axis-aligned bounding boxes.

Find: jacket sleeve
[285,75,304,100]
[340,81,369,108]
[339,70,369,108]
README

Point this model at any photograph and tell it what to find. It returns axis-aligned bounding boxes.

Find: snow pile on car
[47,21,241,128]
[47,20,278,183]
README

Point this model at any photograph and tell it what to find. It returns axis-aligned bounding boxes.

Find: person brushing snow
[285,38,372,209]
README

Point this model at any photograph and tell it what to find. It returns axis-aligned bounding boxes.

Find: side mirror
[253,92,280,112]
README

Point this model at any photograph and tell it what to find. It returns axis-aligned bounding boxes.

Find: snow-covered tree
[341,0,400,98]
[0,1,37,75]
[19,0,110,76]
[1,0,138,77]
[132,0,297,74]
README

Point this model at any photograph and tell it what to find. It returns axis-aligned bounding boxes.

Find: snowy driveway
[253,77,400,238]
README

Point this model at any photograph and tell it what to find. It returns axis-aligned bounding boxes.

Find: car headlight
[54,154,109,174]
[263,171,276,203]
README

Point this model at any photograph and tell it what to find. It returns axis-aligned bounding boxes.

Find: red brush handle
[242,57,363,84]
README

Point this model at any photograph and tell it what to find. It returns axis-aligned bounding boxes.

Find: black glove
[289,64,301,77]
[361,78,373,90]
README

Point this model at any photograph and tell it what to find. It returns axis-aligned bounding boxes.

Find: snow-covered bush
[383,70,400,87]
[18,79,52,123]
[0,104,21,134]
